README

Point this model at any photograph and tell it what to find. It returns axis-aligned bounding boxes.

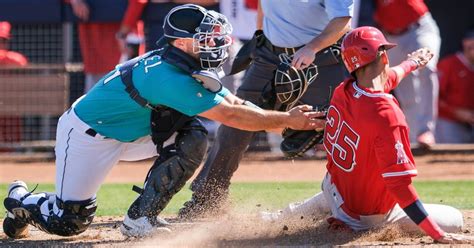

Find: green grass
[0,181,472,217]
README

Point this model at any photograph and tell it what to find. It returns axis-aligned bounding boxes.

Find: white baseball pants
[276,173,463,233]
[54,108,158,201]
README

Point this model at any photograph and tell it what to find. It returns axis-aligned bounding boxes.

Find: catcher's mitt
[280,129,325,158]
[280,106,328,158]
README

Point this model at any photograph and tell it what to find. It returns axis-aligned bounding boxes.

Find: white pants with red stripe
[275,173,463,233]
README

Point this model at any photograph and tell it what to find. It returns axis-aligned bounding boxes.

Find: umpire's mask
[160,4,233,70]
[274,53,318,110]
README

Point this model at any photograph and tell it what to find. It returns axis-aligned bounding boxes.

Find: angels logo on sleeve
[395,140,409,164]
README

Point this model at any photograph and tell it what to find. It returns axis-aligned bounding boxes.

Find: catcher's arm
[218,94,303,133]
[199,97,325,132]
[392,47,434,84]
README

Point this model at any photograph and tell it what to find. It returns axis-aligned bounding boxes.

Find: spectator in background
[115,0,147,63]
[218,0,257,93]
[69,0,145,93]
[436,29,474,143]
[374,0,441,148]
[0,22,27,67]
[0,21,28,149]
[118,31,145,63]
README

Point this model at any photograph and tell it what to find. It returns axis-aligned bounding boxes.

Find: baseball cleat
[3,180,29,239]
[120,214,171,238]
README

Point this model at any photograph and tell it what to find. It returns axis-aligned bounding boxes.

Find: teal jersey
[74,54,230,142]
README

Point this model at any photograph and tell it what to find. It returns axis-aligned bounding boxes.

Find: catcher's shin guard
[127,119,208,220]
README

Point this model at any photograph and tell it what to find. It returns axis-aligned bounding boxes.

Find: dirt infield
[0,152,473,247]
[1,212,473,247]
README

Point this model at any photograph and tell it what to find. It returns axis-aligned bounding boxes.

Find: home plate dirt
[0,211,472,247]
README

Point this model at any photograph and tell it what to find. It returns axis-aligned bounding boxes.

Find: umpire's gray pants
[435,117,474,143]
[387,13,441,142]
[190,42,346,202]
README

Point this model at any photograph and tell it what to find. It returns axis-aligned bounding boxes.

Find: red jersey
[374,0,428,35]
[323,71,417,216]
[0,50,28,67]
[437,52,474,122]
[78,23,121,74]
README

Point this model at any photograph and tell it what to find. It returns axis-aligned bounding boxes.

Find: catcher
[261,27,474,244]
[3,4,325,239]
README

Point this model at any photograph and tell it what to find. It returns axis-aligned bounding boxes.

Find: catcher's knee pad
[5,194,97,236]
[128,119,208,219]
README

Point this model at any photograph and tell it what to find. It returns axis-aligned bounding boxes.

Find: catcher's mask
[274,53,318,110]
[160,4,233,70]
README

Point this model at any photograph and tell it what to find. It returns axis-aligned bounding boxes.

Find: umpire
[179,0,354,218]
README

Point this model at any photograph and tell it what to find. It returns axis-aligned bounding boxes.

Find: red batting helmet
[341,26,397,73]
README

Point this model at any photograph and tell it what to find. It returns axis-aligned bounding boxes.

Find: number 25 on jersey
[323,106,361,172]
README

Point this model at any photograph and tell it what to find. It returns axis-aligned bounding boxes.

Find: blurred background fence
[0,22,85,152]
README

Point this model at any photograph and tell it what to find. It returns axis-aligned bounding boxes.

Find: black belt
[85,128,112,140]
[66,108,100,138]
[85,128,98,137]
[263,38,303,55]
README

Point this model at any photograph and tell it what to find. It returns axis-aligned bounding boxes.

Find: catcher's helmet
[160,4,233,70]
[341,26,397,73]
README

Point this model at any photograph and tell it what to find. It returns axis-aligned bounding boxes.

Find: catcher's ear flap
[192,70,223,93]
